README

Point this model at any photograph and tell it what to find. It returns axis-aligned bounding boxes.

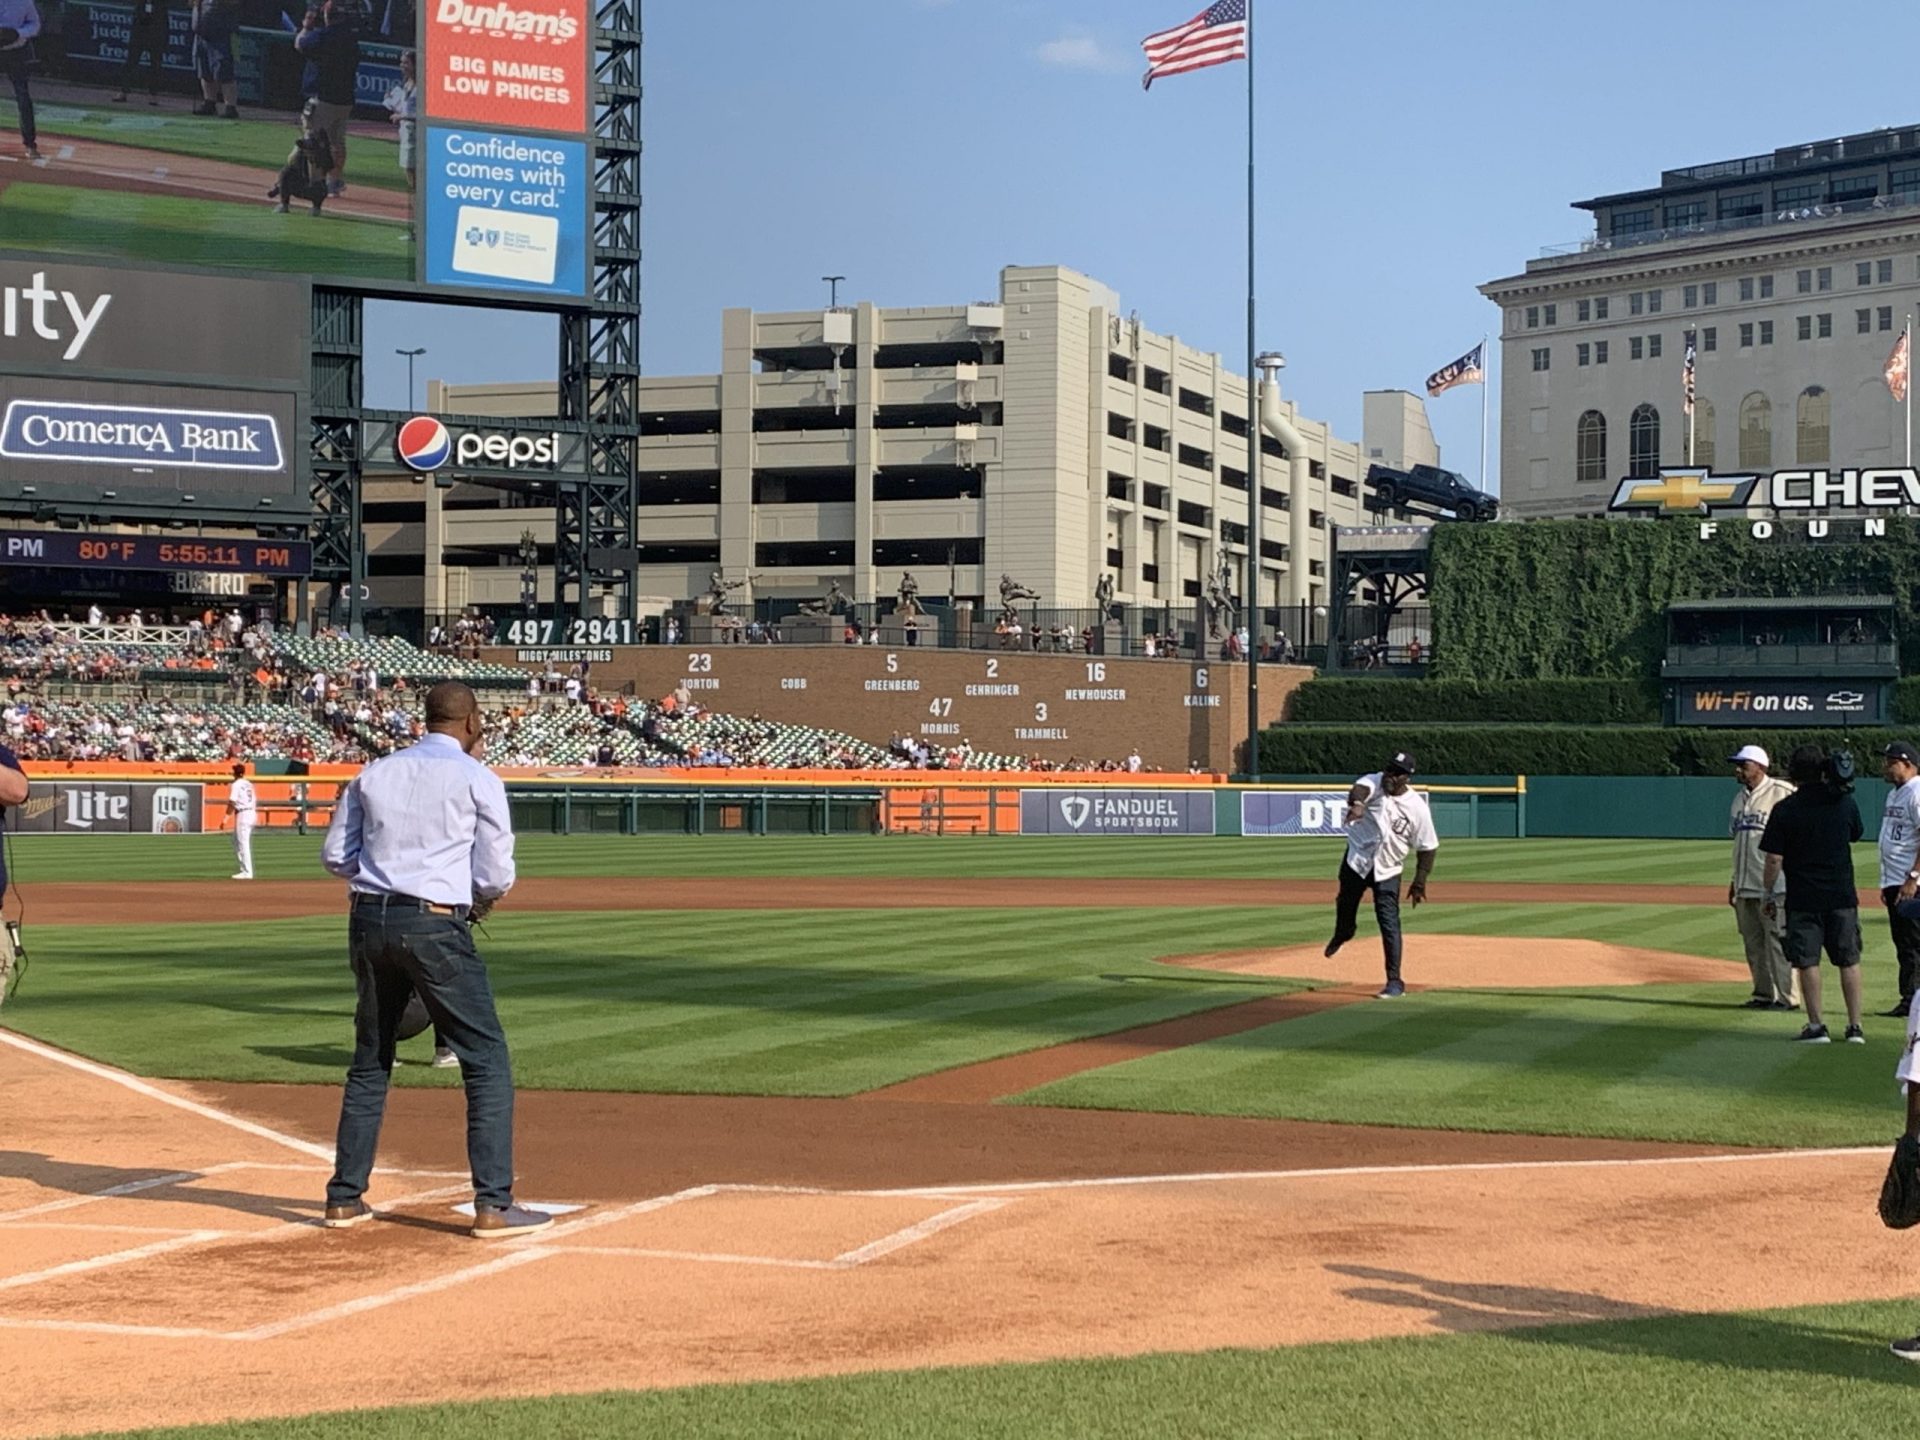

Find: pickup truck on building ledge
[1363,462,1499,522]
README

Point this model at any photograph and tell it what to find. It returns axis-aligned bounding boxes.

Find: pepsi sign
[395,415,453,472]
[0,400,285,472]
[395,415,560,474]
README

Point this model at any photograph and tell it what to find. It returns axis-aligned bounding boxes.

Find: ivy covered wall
[1428,519,1920,680]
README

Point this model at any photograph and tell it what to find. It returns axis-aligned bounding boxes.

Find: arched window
[1739,392,1772,469]
[1629,404,1661,478]
[1575,410,1608,485]
[1692,398,1716,470]
[1797,385,1831,463]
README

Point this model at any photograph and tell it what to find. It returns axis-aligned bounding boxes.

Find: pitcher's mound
[1165,936,1741,990]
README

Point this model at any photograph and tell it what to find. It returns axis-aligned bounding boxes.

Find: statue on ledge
[1094,573,1115,625]
[896,571,924,620]
[795,579,850,617]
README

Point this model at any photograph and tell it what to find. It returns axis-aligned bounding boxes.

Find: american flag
[1425,342,1485,398]
[1141,0,1248,90]
[1683,332,1696,416]
[1887,327,1911,404]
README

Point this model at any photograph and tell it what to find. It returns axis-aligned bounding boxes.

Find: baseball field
[0,94,410,279]
[1,831,1915,1438]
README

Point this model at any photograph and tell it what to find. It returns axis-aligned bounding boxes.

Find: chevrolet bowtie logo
[1609,467,1760,515]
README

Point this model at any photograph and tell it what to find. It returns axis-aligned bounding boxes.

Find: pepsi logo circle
[395,416,452,473]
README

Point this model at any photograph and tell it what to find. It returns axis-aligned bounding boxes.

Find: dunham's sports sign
[1610,466,1920,540]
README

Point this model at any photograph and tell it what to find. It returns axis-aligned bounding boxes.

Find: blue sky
[366,0,1920,490]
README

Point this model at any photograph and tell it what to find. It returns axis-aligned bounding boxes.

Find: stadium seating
[274,634,526,686]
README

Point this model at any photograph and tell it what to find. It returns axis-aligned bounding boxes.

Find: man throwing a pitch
[1325,750,1438,999]
[319,681,550,1238]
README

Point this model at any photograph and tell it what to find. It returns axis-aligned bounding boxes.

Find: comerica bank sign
[1610,466,1920,539]
[0,401,286,473]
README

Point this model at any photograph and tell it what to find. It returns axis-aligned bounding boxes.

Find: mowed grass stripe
[9,907,1286,1094]
[10,831,1885,888]
[80,1297,1920,1440]
[1016,977,1897,1147]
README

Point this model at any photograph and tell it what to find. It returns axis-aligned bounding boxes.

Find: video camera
[1788,744,1856,794]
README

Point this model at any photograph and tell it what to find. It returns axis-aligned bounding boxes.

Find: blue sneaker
[471,1204,554,1240]
[1375,981,1406,1000]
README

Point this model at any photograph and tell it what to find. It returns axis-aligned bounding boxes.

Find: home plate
[450,1202,584,1218]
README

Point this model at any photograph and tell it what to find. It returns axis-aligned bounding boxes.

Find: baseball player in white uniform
[1325,750,1439,999]
[229,762,256,880]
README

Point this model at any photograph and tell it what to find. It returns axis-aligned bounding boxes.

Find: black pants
[120,25,164,92]
[1884,887,1920,1003]
[1,48,33,149]
[1334,859,1404,982]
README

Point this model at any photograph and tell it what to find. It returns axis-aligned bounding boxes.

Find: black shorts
[1784,907,1862,970]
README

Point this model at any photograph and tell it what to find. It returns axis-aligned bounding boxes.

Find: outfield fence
[18,767,1836,839]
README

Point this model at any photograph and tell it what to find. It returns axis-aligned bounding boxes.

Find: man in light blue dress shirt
[0,0,40,160]
[319,680,551,1239]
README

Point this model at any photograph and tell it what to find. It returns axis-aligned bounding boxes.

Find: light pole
[396,347,426,410]
[822,275,845,308]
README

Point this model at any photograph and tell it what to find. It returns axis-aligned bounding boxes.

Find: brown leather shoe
[322,1200,373,1229]
[471,1204,554,1239]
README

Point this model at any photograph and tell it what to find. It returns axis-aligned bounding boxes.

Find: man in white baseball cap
[1729,743,1798,1010]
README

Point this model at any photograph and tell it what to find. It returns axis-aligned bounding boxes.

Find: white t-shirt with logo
[1881,776,1920,890]
[1343,772,1439,882]
[230,778,256,823]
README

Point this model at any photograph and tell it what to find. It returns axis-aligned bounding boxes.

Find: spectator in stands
[1127,748,1143,774]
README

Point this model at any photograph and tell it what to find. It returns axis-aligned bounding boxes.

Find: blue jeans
[327,898,516,1209]
[1335,859,1404,982]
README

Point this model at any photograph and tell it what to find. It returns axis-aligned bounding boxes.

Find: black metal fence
[416,599,1434,669]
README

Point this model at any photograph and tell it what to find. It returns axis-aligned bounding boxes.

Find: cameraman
[1760,744,1866,1044]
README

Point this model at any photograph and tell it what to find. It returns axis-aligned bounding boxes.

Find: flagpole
[1243,0,1260,782]
[1908,314,1914,469]
[1477,334,1488,493]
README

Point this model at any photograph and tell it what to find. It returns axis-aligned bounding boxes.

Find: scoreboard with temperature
[0,529,313,576]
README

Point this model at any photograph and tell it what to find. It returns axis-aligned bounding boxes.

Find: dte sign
[1242,791,1352,837]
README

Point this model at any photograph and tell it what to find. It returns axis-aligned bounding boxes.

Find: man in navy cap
[1325,750,1438,999]
[1879,741,1920,1017]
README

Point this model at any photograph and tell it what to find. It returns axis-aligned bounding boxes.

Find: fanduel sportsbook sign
[1019,789,1216,836]
[0,401,285,472]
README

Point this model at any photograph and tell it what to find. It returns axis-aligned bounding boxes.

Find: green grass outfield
[0,185,410,280]
[1,99,406,190]
[82,1297,1920,1440]
[5,891,1904,1145]
[4,830,1892,886]
[4,906,1297,1093]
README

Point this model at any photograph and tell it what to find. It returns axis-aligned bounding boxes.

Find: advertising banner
[13,782,204,834]
[1674,679,1886,727]
[0,377,300,507]
[1018,789,1216,836]
[423,0,591,135]
[0,262,309,385]
[1241,791,1352,837]
[422,127,589,296]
